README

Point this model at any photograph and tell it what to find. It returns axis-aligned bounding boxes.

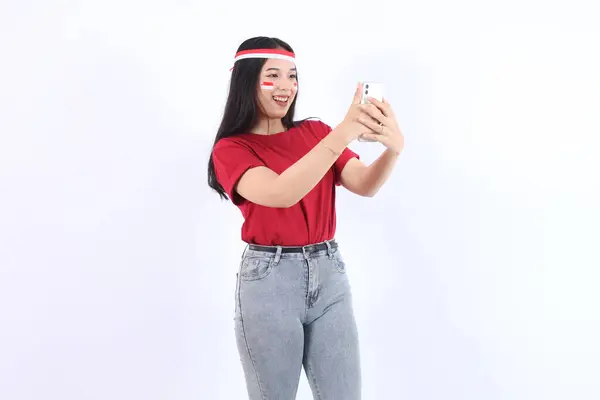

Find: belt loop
[325,240,333,259]
[241,243,249,259]
[302,245,310,261]
[274,246,282,265]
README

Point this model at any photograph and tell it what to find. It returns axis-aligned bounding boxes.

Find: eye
[267,73,279,78]
[290,74,297,79]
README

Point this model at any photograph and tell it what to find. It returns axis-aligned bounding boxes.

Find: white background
[1,1,599,399]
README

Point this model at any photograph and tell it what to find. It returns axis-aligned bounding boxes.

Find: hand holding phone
[358,81,384,142]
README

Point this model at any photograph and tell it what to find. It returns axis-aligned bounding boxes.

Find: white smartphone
[360,81,384,104]
[358,81,385,142]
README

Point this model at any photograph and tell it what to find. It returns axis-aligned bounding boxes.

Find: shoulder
[211,135,260,166]
[213,135,253,153]
[294,118,333,137]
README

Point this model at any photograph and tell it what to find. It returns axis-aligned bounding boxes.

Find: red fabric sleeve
[312,120,360,186]
[211,138,266,203]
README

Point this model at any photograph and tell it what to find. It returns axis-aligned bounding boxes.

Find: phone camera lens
[365,90,369,95]
[365,84,369,89]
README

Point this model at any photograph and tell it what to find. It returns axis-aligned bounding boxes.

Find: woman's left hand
[357,97,405,155]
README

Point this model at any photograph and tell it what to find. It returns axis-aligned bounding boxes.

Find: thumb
[352,83,363,105]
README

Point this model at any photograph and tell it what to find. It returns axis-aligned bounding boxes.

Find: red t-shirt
[211,119,359,246]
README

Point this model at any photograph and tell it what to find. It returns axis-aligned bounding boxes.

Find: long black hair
[207,36,304,200]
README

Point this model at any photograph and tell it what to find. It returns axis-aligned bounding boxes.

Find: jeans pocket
[333,250,347,273]
[240,256,275,281]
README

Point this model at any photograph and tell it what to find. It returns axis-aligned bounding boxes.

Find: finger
[368,97,392,118]
[358,115,387,135]
[352,83,363,105]
[381,97,395,118]
[360,103,387,124]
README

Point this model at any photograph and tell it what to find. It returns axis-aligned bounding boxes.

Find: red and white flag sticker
[260,81,275,90]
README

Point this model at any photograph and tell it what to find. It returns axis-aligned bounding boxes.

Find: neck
[251,117,286,135]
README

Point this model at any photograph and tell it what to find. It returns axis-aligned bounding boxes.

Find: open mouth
[273,95,289,106]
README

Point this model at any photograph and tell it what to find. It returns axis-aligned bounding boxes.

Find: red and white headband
[230,48,296,70]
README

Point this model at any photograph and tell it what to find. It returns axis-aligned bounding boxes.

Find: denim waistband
[247,239,338,254]
[243,239,339,261]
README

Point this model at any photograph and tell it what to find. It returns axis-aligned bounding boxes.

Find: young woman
[208,36,404,400]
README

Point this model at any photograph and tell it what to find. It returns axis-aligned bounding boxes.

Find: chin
[267,109,289,119]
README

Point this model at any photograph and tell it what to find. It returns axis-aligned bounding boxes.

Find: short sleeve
[211,138,266,203]
[312,120,360,186]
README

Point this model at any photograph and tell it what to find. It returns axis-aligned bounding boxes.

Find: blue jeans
[234,240,362,399]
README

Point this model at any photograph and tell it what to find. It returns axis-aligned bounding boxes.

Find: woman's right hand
[336,83,382,142]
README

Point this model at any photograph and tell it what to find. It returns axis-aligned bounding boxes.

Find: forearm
[360,148,400,196]
[273,126,351,207]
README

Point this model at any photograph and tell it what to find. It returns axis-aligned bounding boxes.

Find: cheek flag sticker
[260,81,297,91]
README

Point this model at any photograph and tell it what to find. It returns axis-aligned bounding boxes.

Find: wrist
[321,133,347,157]
[384,147,402,158]
[323,128,351,154]
[329,123,354,146]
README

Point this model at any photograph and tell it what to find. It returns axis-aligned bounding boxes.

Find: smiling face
[255,58,298,121]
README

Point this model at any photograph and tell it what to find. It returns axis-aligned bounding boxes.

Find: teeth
[273,96,288,102]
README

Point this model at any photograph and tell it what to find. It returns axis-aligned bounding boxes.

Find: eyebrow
[266,67,297,72]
